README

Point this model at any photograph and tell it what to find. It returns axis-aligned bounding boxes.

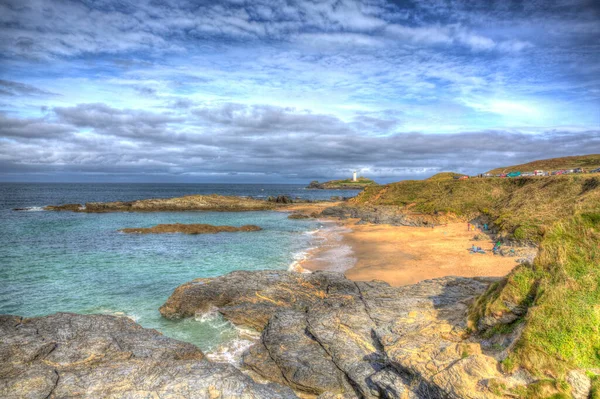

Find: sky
[1,0,599,183]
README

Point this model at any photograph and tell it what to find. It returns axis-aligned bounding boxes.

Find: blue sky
[1,0,599,183]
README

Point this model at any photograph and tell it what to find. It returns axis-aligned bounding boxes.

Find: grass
[324,177,376,186]
[350,172,600,383]
[487,154,600,174]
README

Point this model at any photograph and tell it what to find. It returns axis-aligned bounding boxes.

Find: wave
[195,308,260,365]
[14,206,46,212]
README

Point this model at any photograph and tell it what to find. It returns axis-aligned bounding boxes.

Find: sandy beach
[301,219,521,287]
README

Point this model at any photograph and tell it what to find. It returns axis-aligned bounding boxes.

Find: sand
[302,220,520,287]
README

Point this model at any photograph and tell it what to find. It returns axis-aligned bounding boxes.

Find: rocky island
[307,177,377,190]
[44,194,277,213]
[119,223,262,234]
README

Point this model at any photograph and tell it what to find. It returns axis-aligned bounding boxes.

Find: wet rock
[267,195,293,204]
[0,313,297,399]
[162,270,503,398]
[287,213,310,219]
[44,203,83,212]
[119,223,262,234]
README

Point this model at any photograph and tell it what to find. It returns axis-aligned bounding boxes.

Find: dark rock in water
[161,270,505,398]
[119,223,262,234]
[267,195,293,204]
[44,203,83,212]
[0,313,297,399]
[287,213,310,219]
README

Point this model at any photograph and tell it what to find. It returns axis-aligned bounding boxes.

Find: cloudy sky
[1,0,599,183]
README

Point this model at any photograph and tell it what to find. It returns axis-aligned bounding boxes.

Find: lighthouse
[353,171,357,182]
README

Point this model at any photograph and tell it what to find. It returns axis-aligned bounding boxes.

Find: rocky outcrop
[307,178,376,190]
[119,223,262,234]
[267,195,293,204]
[44,203,84,212]
[321,205,445,227]
[161,270,508,398]
[45,194,277,213]
[0,312,297,398]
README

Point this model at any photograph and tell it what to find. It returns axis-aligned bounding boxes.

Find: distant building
[353,171,357,182]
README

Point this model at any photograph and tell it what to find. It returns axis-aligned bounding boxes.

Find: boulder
[0,313,297,399]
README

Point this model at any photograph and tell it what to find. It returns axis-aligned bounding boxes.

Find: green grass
[324,177,376,186]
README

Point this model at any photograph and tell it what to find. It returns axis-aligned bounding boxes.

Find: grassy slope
[487,154,600,174]
[426,172,466,181]
[350,175,600,384]
[322,177,376,187]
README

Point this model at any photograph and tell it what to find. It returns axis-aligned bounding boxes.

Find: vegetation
[426,172,467,181]
[309,176,377,189]
[487,154,600,174]
[350,172,600,384]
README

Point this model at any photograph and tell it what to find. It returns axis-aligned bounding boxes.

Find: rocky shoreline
[0,312,296,398]
[159,270,514,398]
[2,271,514,398]
[43,194,279,213]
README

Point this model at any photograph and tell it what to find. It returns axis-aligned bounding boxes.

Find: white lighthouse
[352,171,357,182]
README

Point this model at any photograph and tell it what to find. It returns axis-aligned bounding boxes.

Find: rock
[119,223,262,234]
[0,313,297,399]
[321,205,443,227]
[566,370,591,399]
[308,181,324,189]
[287,213,310,219]
[242,310,353,396]
[268,195,293,204]
[44,203,83,212]
[161,270,503,398]
[45,194,276,213]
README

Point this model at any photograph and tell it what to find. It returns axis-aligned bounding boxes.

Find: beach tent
[507,171,521,177]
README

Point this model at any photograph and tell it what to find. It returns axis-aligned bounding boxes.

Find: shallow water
[0,183,359,357]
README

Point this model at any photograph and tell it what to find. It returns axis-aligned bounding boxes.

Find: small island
[307,173,376,190]
[119,223,262,234]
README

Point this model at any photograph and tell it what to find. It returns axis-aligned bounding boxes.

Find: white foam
[195,309,261,365]
[24,206,45,212]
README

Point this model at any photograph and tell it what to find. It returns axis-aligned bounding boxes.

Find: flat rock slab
[119,223,262,234]
[162,270,502,398]
[0,313,297,399]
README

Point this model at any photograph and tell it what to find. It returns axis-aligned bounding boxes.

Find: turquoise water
[0,183,353,356]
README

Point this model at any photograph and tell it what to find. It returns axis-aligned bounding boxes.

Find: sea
[0,183,360,362]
